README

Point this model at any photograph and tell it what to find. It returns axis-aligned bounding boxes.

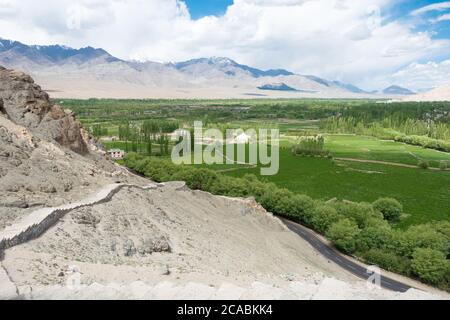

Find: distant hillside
[383,85,415,95]
[304,75,369,93]
[257,83,298,91]
[403,85,450,102]
[170,57,294,78]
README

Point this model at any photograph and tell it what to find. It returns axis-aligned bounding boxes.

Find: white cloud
[433,13,450,22]
[387,60,450,90]
[0,0,449,89]
[411,1,450,16]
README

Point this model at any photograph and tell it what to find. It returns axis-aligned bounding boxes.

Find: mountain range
[0,38,414,99]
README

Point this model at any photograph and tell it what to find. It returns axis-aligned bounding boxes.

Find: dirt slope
[3,183,446,300]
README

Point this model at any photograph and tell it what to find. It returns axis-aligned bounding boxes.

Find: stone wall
[0,183,158,259]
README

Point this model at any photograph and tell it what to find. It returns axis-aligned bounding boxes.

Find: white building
[229,132,254,144]
[108,149,125,160]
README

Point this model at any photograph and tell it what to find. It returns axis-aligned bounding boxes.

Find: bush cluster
[291,135,331,158]
[394,134,450,153]
[124,153,450,289]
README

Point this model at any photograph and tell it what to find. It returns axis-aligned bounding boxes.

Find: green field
[179,135,450,229]
[215,147,450,229]
[324,135,450,168]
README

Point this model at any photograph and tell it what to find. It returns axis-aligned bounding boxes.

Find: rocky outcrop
[0,66,88,154]
[0,67,142,230]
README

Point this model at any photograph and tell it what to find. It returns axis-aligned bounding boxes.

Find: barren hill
[403,85,450,102]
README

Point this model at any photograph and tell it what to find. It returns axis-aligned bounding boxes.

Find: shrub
[396,224,450,257]
[411,248,448,285]
[372,198,403,222]
[174,168,218,191]
[356,222,394,252]
[361,249,412,275]
[292,135,330,158]
[326,219,361,254]
[134,159,148,173]
[430,221,450,240]
[310,205,340,233]
[260,188,294,217]
[418,159,429,169]
[290,194,316,224]
[333,201,383,228]
[243,174,272,199]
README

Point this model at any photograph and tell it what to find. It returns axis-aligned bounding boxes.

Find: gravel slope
[1,183,447,300]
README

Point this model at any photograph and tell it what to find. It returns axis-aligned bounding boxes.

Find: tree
[396,224,450,257]
[260,188,294,217]
[310,205,340,233]
[372,198,403,222]
[334,201,383,228]
[411,248,448,285]
[356,222,394,252]
[146,139,153,155]
[326,219,361,254]
[290,194,316,224]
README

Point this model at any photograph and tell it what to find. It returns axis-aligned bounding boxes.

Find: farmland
[60,98,450,230]
[226,147,450,228]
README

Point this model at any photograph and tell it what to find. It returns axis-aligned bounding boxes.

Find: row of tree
[321,116,450,152]
[322,116,450,140]
[91,124,109,137]
[291,135,330,157]
[117,120,178,156]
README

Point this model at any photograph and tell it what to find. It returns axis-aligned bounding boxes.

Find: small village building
[229,132,254,144]
[108,149,125,160]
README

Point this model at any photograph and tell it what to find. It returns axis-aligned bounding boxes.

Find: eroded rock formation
[0,66,88,154]
[0,66,140,230]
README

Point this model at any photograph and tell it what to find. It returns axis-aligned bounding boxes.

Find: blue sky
[384,0,450,64]
[183,0,450,39]
[183,0,233,19]
[388,0,450,39]
[183,0,450,66]
[178,0,450,89]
